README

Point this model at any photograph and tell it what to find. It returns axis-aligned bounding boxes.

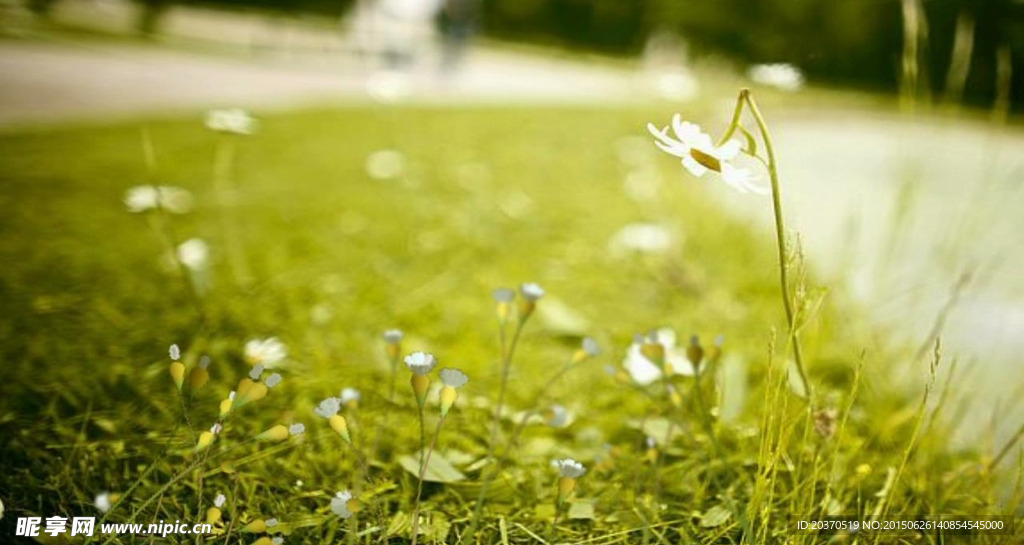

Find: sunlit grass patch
[0,104,1019,543]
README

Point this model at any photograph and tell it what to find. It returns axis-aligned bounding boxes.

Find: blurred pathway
[0,38,638,127]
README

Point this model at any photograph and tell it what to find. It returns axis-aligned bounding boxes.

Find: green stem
[411,416,446,545]
[741,90,813,402]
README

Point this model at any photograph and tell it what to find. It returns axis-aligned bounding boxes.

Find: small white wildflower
[331,490,354,519]
[404,351,437,376]
[439,368,469,388]
[648,114,767,194]
[365,71,412,103]
[228,390,236,401]
[169,344,180,361]
[272,538,284,545]
[248,364,265,380]
[365,149,406,180]
[383,329,404,344]
[582,337,601,357]
[124,185,194,214]
[265,373,283,388]
[199,355,211,369]
[265,518,279,528]
[492,287,515,302]
[314,397,341,419]
[340,388,361,406]
[176,238,210,271]
[646,436,657,449]
[210,423,223,434]
[244,337,288,368]
[622,327,701,385]
[94,492,112,513]
[289,423,305,435]
[214,493,226,508]
[547,404,570,428]
[553,458,587,478]
[748,63,805,91]
[520,283,545,301]
[294,479,303,488]
[205,108,257,135]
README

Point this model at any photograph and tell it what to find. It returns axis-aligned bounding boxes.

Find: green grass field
[0,105,1019,543]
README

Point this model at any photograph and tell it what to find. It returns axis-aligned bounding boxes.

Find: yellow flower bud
[236,378,255,398]
[557,476,577,504]
[257,425,289,442]
[410,374,430,409]
[439,385,458,417]
[242,519,267,533]
[236,383,268,408]
[205,507,222,525]
[496,301,512,323]
[347,498,364,514]
[386,343,401,361]
[219,397,233,418]
[329,414,351,444]
[189,366,209,390]
[251,538,274,545]
[518,299,536,321]
[169,361,185,390]
[196,431,215,452]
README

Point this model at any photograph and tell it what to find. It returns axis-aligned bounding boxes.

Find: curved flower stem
[411,415,446,545]
[740,89,814,402]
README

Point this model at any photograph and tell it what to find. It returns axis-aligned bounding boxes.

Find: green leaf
[700,505,732,528]
[399,451,467,483]
[568,499,596,520]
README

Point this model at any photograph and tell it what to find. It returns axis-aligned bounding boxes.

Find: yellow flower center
[689,148,722,171]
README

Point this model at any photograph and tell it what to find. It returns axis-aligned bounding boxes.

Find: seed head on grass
[518,282,545,320]
[438,367,469,417]
[195,423,222,452]
[492,287,515,323]
[405,351,438,408]
[206,493,226,524]
[168,343,185,390]
[315,397,351,444]
[553,458,586,504]
[383,329,404,360]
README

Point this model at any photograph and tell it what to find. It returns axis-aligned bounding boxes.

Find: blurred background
[1,0,1023,448]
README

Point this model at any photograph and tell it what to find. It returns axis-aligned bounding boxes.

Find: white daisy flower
[94,492,112,513]
[124,185,194,214]
[520,283,545,301]
[244,338,288,368]
[648,115,767,194]
[622,328,700,385]
[169,344,180,361]
[289,423,305,435]
[404,351,437,376]
[553,458,586,478]
[314,397,341,419]
[248,364,265,380]
[265,518,279,528]
[546,404,570,428]
[331,490,354,519]
[214,493,226,508]
[383,329,404,344]
[265,373,283,388]
[340,387,361,406]
[748,63,805,91]
[176,238,210,271]
[205,108,257,135]
[439,368,469,388]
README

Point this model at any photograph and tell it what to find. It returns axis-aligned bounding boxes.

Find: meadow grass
[0,104,1020,543]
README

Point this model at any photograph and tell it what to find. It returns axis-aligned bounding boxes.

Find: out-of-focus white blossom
[314,397,341,419]
[622,328,702,385]
[265,373,282,388]
[365,149,406,180]
[176,238,210,271]
[331,490,355,519]
[747,63,805,91]
[404,351,437,376]
[124,185,194,214]
[439,368,469,388]
[553,458,586,478]
[205,109,257,135]
[609,223,673,255]
[244,338,287,368]
[519,283,545,302]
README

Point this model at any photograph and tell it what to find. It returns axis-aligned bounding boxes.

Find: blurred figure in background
[374,0,444,70]
[439,0,477,73]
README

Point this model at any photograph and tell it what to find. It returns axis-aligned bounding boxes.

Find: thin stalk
[464,317,526,542]
[742,90,813,402]
[411,416,446,545]
[505,359,578,452]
